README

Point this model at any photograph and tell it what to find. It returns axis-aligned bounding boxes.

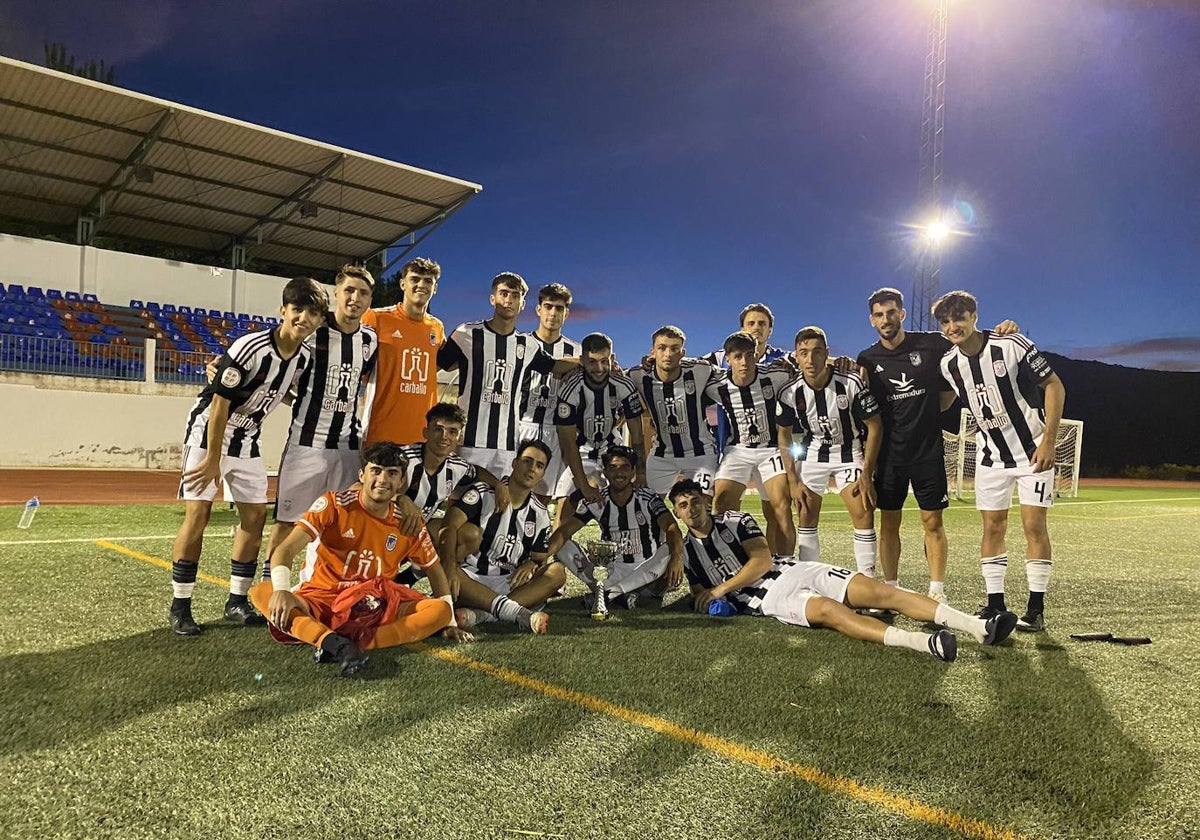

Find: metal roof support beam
[379,194,475,273]
[77,108,174,244]
[237,154,344,247]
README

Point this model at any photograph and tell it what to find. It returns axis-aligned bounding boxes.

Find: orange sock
[367,598,452,649]
[249,580,333,646]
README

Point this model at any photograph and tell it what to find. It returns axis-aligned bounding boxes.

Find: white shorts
[798,460,864,495]
[517,421,565,496]
[974,463,1055,511]
[645,454,719,496]
[554,454,603,498]
[178,445,268,504]
[459,446,514,480]
[463,565,512,596]
[716,445,787,486]
[758,560,858,627]
[274,446,361,522]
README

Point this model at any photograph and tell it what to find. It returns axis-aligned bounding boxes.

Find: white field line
[0,527,235,546]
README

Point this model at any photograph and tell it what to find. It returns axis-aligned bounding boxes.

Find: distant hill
[944,353,1200,476]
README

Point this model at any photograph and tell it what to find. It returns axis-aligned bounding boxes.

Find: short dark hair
[360,441,407,469]
[868,287,904,311]
[336,264,375,289]
[538,283,573,306]
[281,276,328,314]
[931,290,978,321]
[739,303,774,329]
[426,402,466,426]
[793,326,828,348]
[602,445,639,468]
[668,478,706,504]
[581,332,612,355]
[515,438,553,464]
[401,257,441,280]
[652,325,686,344]
[492,272,528,293]
[722,330,756,356]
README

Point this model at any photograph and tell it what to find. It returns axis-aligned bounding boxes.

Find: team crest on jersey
[516,344,526,359]
[385,534,398,552]
[993,360,1008,377]
[909,352,922,366]
[362,343,371,360]
[524,521,535,537]
[462,488,481,505]
[429,331,437,346]
[720,529,735,544]
[762,383,775,400]
[684,380,696,395]
[557,402,571,418]
[220,367,242,388]
[635,511,646,525]
[309,495,329,512]
[836,394,849,410]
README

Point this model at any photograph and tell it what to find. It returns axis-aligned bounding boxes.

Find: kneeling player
[548,445,684,608]
[669,480,1017,661]
[251,442,461,678]
[438,440,565,633]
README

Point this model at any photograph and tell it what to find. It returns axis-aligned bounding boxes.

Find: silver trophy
[585,539,618,621]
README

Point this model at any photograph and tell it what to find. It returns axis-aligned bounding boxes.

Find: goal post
[945,409,1084,500]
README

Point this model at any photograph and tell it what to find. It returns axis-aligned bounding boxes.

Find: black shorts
[874,458,949,511]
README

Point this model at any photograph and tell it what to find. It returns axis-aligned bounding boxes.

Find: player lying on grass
[668,480,1018,662]
[547,445,685,610]
[438,439,564,634]
[251,442,469,678]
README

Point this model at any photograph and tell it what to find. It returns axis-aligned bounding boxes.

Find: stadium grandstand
[0,55,479,469]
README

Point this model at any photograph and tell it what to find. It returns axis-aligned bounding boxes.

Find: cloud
[1051,336,1200,372]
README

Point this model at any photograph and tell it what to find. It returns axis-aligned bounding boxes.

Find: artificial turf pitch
[1,487,1197,840]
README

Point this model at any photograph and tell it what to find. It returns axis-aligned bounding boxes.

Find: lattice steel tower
[911,0,948,330]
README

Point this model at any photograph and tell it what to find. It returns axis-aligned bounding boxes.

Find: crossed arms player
[252,442,463,677]
[669,480,1018,661]
[437,439,566,633]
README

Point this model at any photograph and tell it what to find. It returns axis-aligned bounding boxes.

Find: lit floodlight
[925,220,950,244]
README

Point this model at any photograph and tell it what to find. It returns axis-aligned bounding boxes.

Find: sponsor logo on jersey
[888,372,916,392]
[220,367,243,388]
[385,534,398,552]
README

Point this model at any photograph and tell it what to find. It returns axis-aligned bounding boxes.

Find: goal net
[944,409,1084,500]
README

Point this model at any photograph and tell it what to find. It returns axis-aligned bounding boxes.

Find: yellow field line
[95,539,226,586]
[95,539,1031,840]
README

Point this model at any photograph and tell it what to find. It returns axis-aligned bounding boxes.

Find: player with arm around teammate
[250,443,465,678]
[547,445,685,609]
[669,480,1017,660]
[934,290,1066,632]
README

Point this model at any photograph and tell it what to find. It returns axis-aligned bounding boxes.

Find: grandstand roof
[0,55,482,274]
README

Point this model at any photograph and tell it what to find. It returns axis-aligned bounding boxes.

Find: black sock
[1027,591,1045,612]
[987,592,1007,611]
[170,596,192,612]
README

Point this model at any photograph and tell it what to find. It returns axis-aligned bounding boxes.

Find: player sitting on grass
[547,445,685,610]
[251,442,467,678]
[438,439,565,633]
[668,480,1018,661]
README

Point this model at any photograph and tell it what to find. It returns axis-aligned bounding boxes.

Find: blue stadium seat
[82,293,99,303]
[45,288,63,300]
[129,299,144,309]
[26,286,44,299]
[8,284,25,297]
[223,311,236,320]
[162,303,177,314]
[208,309,222,318]
[237,313,251,321]
[178,305,192,315]
[64,291,81,302]
[251,314,265,323]
[146,301,161,312]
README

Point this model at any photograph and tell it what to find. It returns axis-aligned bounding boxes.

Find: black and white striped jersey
[701,365,793,448]
[453,482,552,575]
[554,370,646,460]
[437,322,556,450]
[939,332,1056,469]
[569,486,670,562]
[183,329,311,458]
[398,442,478,521]
[286,318,378,450]
[681,511,788,614]
[777,368,880,463]
[627,360,719,458]
[520,333,582,428]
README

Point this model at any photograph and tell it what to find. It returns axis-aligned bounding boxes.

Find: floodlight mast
[911,0,949,331]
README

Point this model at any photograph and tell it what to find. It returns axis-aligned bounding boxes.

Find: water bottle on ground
[708,597,737,618]
[17,496,39,529]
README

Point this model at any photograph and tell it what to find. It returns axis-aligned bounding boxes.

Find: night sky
[3,0,1198,370]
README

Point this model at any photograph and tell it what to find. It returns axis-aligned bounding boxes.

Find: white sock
[883,626,934,654]
[935,602,989,644]
[1026,559,1052,592]
[885,579,899,588]
[981,554,1008,595]
[928,580,945,597]
[797,527,820,563]
[490,595,530,626]
[852,528,877,577]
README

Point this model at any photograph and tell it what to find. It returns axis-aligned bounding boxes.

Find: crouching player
[668,480,1017,661]
[547,445,684,609]
[251,442,465,678]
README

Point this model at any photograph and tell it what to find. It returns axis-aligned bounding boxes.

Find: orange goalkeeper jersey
[361,306,445,446]
[297,488,440,592]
